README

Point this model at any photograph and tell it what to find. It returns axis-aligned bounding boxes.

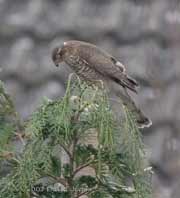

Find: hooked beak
[54,61,59,67]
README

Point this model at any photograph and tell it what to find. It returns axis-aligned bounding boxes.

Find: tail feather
[126,75,139,87]
[123,101,152,128]
[137,117,152,128]
[134,107,152,128]
[111,74,138,93]
[111,73,139,94]
[121,79,137,93]
[116,88,152,128]
[121,74,139,93]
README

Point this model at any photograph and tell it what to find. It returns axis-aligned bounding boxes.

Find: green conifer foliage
[0,80,18,159]
[0,76,152,198]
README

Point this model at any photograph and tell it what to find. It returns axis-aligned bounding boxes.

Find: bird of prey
[52,40,152,128]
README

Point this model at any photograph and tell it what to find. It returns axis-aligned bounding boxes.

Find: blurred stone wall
[0,0,180,197]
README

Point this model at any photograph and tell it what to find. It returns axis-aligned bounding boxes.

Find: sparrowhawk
[52,40,152,128]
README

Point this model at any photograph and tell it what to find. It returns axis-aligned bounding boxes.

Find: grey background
[0,0,180,197]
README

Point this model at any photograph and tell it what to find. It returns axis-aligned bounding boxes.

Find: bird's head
[52,46,63,67]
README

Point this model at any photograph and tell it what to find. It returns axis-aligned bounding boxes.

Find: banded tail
[121,89,152,128]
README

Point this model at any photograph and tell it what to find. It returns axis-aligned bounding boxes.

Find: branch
[59,142,73,161]
[73,160,94,177]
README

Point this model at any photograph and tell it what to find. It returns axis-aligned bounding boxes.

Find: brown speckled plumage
[52,40,152,128]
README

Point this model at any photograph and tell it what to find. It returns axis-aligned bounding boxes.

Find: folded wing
[77,43,139,93]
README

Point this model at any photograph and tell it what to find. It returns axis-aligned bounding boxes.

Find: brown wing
[69,41,124,75]
[72,41,138,93]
